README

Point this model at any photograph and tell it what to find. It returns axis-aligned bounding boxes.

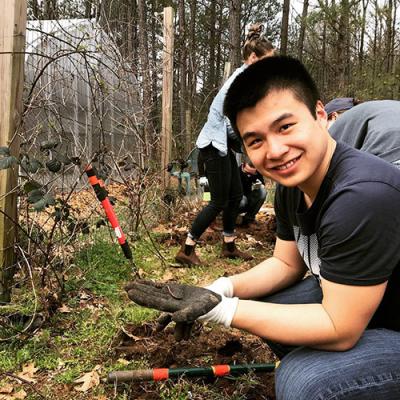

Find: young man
[126,56,400,399]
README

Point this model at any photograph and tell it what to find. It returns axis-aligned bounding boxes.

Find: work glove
[206,277,234,298]
[156,277,233,341]
[125,280,238,340]
[199,176,209,186]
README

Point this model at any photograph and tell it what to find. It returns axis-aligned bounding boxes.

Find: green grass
[0,232,159,387]
[0,220,274,399]
[65,233,133,302]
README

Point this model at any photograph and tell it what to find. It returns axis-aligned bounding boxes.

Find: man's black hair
[224,56,320,135]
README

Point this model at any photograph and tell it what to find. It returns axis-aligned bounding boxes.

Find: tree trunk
[372,0,379,95]
[358,0,369,71]
[321,0,328,95]
[186,0,197,148]
[137,0,153,160]
[43,0,58,19]
[280,0,290,55]
[216,4,223,84]
[150,0,158,128]
[84,0,92,18]
[229,0,241,69]
[335,0,349,91]
[384,0,394,73]
[29,0,41,18]
[208,0,217,92]
[178,0,189,155]
[390,0,397,74]
[297,0,309,61]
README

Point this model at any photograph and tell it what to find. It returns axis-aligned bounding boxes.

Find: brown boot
[221,241,253,261]
[175,243,202,266]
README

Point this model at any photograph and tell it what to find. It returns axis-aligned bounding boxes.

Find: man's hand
[124,280,221,322]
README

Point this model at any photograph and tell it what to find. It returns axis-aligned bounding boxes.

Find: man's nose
[266,137,289,160]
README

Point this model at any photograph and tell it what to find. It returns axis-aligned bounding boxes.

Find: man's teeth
[276,158,297,170]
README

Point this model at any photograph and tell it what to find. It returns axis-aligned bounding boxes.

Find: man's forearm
[230,257,306,299]
[231,301,355,351]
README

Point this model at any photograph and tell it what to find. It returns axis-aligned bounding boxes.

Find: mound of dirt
[111,321,277,399]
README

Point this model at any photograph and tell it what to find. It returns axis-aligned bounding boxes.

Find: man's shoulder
[330,143,400,190]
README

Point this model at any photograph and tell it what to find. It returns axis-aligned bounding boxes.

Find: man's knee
[239,195,248,211]
[275,348,331,400]
[259,186,268,200]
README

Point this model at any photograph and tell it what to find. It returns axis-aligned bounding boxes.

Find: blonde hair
[242,23,274,60]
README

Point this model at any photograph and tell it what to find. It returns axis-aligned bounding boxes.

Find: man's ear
[316,100,328,127]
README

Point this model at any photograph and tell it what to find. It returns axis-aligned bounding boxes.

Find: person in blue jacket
[175,24,275,265]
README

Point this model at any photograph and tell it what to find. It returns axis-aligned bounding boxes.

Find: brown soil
[109,205,278,399]
[112,322,277,399]
[12,188,278,399]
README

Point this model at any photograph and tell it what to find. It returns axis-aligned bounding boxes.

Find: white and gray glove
[198,294,239,328]
[201,277,237,328]
[206,277,234,298]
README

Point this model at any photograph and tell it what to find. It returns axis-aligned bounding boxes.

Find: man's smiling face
[236,89,331,194]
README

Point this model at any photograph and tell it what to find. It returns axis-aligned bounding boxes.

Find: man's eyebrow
[242,131,257,141]
[272,113,293,127]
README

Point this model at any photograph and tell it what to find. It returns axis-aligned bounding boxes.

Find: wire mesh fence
[23,18,148,188]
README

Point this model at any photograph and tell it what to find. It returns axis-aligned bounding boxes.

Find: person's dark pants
[239,186,267,223]
[190,144,242,239]
[259,276,400,400]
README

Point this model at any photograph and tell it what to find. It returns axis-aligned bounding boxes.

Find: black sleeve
[274,184,296,241]
[197,151,205,177]
[319,182,400,285]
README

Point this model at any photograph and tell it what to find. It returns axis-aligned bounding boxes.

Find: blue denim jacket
[196,64,247,156]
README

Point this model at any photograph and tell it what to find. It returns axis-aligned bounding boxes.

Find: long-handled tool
[85,165,136,272]
[107,362,278,383]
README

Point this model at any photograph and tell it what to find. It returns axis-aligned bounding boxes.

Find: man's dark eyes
[280,123,293,132]
[248,138,261,146]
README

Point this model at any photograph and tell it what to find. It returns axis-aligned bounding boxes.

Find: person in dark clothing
[326,99,400,167]
[238,161,267,227]
[175,24,275,266]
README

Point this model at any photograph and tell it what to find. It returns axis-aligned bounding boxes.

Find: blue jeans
[190,145,242,239]
[239,186,267,223]
[259,277,400,400]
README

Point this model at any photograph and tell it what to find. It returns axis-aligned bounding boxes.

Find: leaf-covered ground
[0,191,278,400]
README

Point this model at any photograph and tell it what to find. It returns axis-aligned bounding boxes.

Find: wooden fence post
[160,7,174,190]
[0,0,27,303]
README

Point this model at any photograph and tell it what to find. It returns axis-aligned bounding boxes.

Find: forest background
[28,0,400,161]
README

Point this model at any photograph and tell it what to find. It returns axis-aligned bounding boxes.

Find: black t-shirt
[275,142,400,330]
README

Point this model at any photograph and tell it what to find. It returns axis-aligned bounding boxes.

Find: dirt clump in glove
[124,280,221,323]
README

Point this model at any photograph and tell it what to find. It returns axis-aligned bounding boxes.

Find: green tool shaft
[107,362,277,383]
